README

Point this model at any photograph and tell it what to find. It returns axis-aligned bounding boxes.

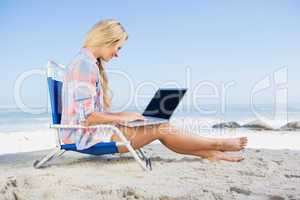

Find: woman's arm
[84,111,145,126]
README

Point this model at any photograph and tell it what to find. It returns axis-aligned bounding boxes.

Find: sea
[0,104,300,155]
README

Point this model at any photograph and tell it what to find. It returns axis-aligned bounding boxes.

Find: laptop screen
[142,89,187,119]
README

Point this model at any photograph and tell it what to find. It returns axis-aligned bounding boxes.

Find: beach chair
[33,61,151,171]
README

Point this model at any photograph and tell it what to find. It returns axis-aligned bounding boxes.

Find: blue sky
[0,0,299,111]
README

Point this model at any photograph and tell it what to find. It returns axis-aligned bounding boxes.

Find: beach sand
[0,143,299,200]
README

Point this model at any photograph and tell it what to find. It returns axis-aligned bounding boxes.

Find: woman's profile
[61,19,248,162]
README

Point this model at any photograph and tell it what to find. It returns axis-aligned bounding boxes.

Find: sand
[0,143,300,200]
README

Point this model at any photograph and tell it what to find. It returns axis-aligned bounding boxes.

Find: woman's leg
[111,127,231,160]
[159,139,244,162]
[112,123,247,161]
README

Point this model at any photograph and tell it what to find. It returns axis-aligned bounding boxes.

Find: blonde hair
[83,19,128,110]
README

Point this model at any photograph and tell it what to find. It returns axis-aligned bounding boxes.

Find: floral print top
[60,48,116,150]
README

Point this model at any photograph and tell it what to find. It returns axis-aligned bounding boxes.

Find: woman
[61,19,248,162]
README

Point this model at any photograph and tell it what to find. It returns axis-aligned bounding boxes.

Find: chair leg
[137,149,152,171]
[114,129,149,171]
[125,142,149,171]
[33,149,66,169]
[56,149,66,158]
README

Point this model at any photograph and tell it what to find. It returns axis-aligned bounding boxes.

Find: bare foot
[218,137,248,152]
[198,150,244,162]
[205,151,244,162]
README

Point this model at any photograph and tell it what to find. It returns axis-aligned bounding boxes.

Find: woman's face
[99,38,126,62]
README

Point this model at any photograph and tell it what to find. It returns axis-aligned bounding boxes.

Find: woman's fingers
[118,112,146,122]
[80,120,90,126]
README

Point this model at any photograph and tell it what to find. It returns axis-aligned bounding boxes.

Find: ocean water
[0,105,300,155]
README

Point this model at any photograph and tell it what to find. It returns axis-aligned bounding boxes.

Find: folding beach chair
[33,61,151,171]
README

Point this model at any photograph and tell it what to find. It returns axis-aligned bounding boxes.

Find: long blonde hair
[83,19,128,110]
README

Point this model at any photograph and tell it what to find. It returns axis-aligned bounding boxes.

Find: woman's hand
[117,112,145,122]
[80,111,145,126]
[80,113,99,126]
[80,118,92,127]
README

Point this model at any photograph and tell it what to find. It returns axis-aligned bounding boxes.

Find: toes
[241,141,247,146]
[239,137,248,148]
[240,137,248,142]
[222,137,248,152]
[223,156,244,162]
[232,157,244,162]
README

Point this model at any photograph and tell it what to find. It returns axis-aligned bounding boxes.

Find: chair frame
[33,62,152,171]
[33,124,152,171]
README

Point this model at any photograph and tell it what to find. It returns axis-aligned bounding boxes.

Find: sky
[0,0,299,112]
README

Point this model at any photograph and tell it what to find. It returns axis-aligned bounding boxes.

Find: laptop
[119,88,187,127]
